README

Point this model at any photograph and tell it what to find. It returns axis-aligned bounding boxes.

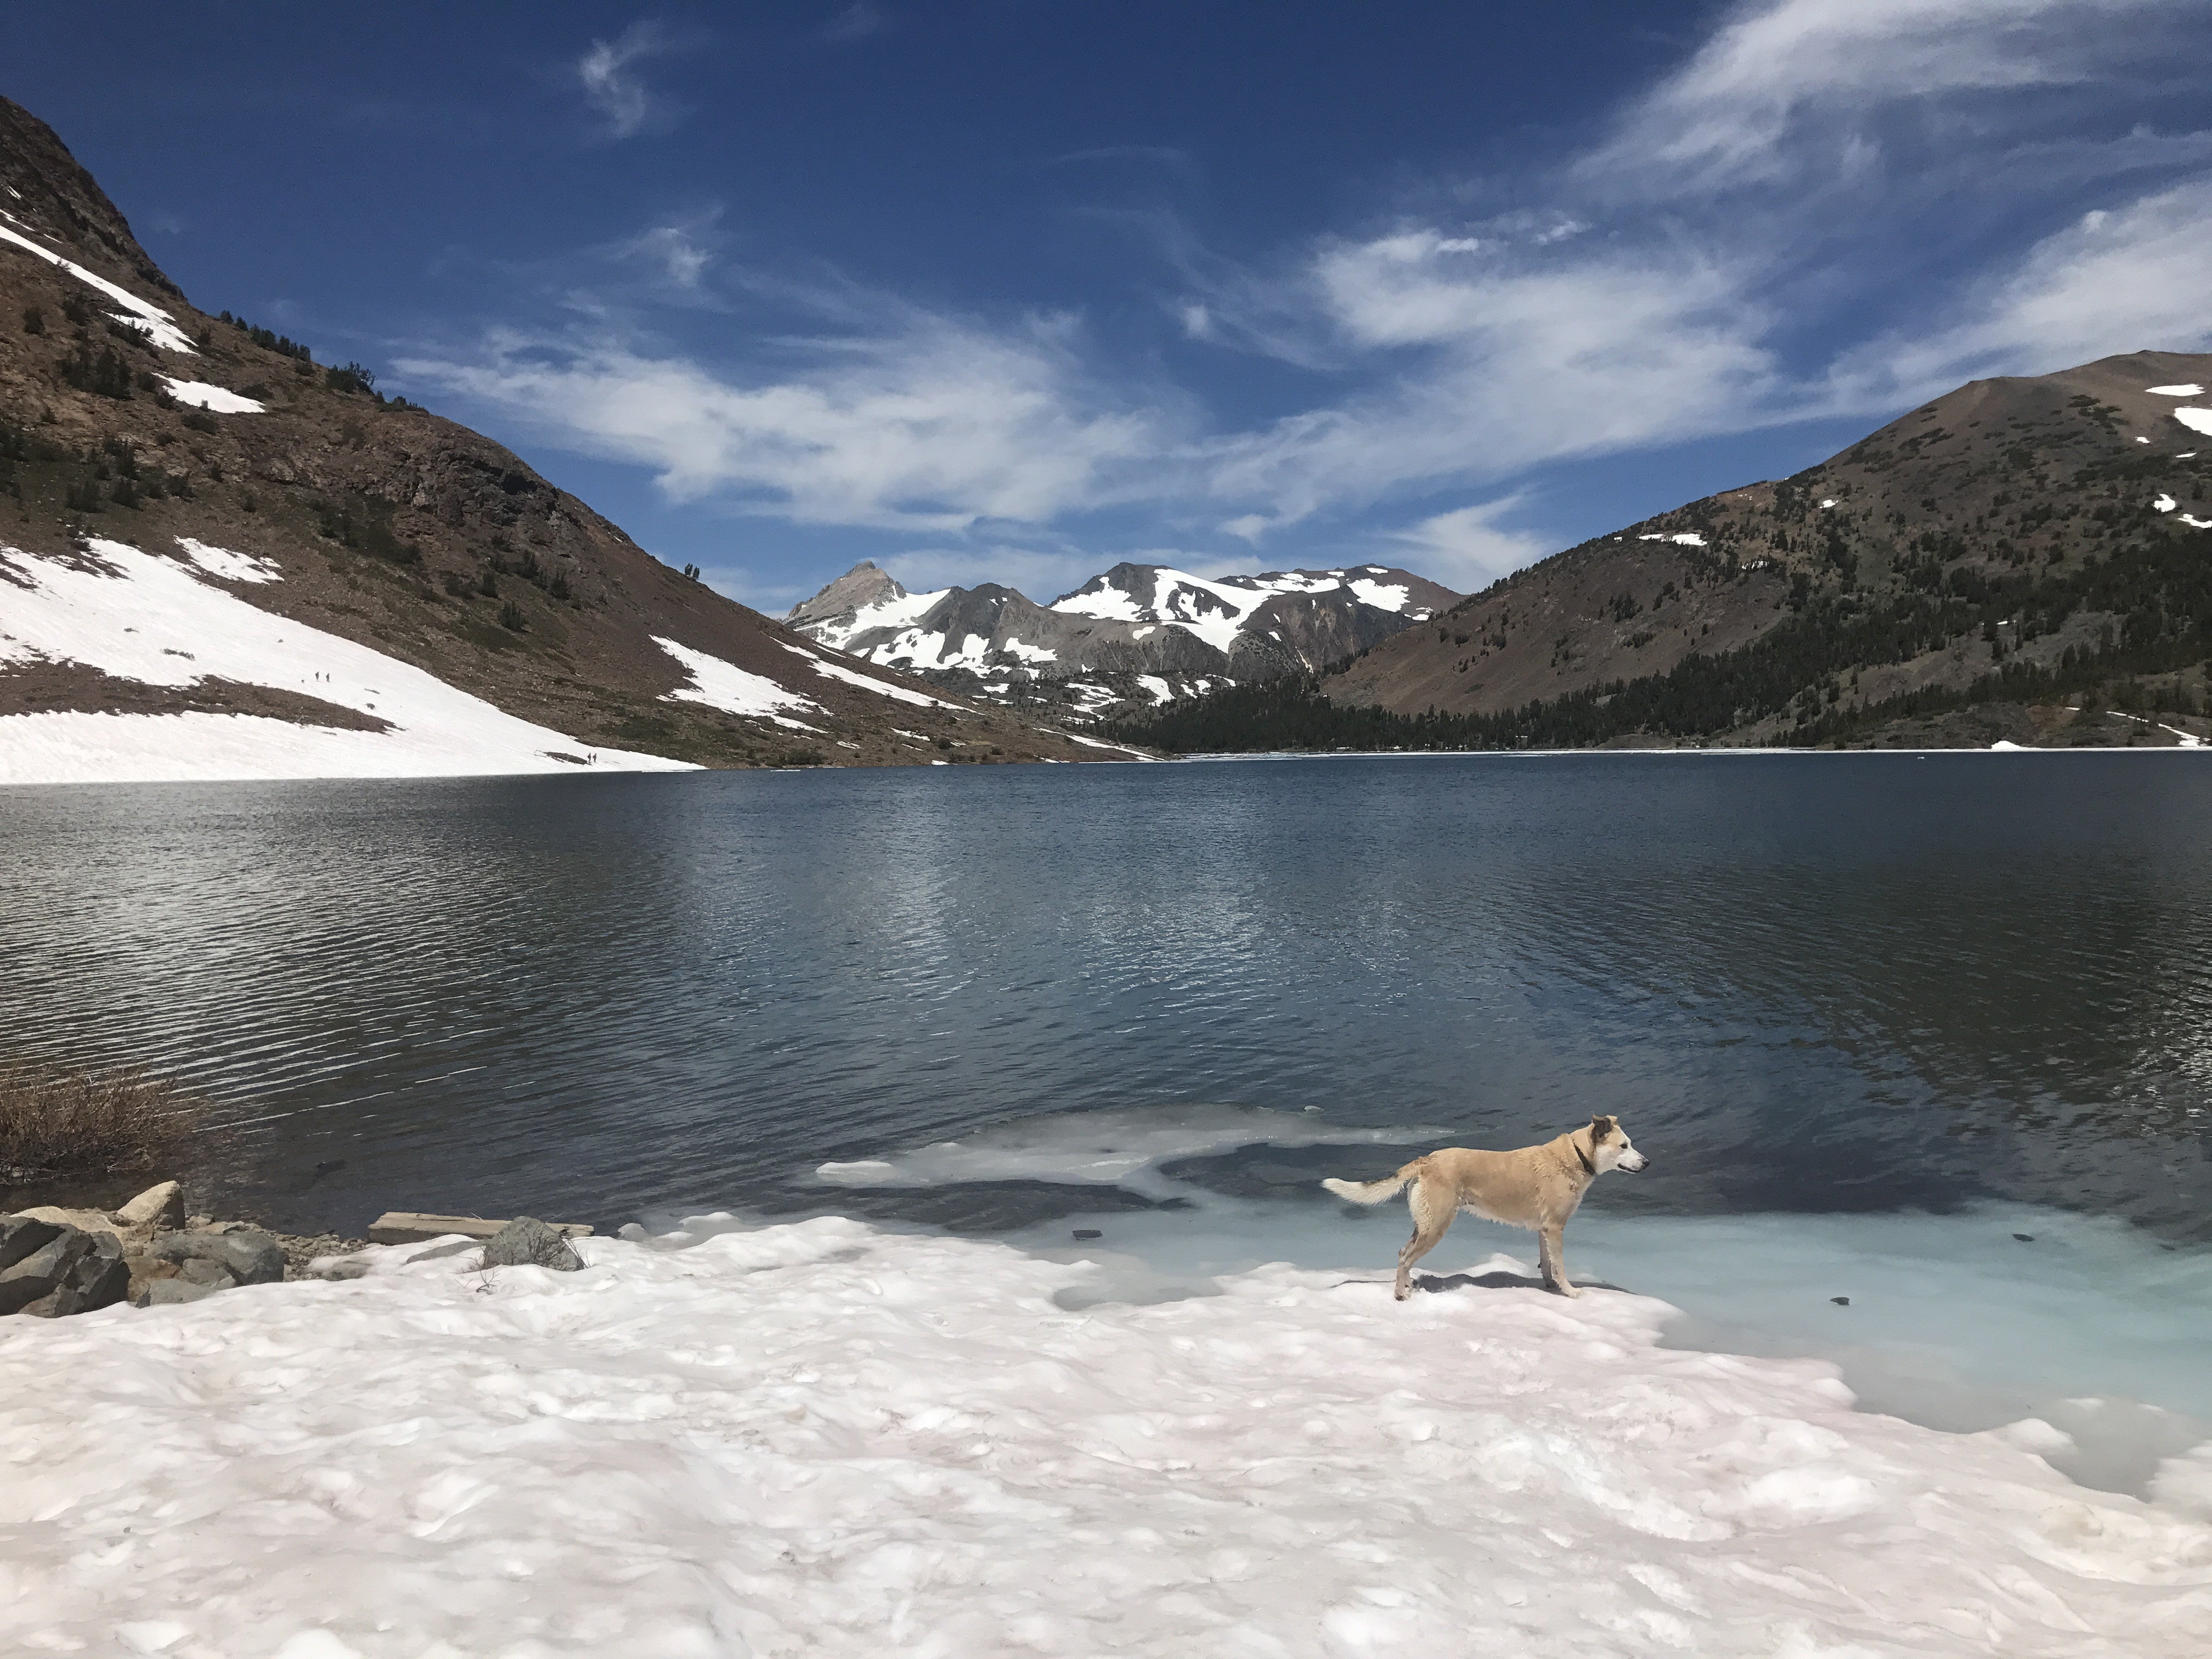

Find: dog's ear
[1589,1114,1616,1138]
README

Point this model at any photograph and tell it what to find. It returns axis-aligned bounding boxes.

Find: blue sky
[14,2,2212,612]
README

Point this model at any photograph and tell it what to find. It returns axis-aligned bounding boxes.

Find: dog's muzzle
[1620,1150,1649,1172]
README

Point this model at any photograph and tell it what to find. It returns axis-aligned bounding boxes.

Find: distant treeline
[1105,520,2212,753]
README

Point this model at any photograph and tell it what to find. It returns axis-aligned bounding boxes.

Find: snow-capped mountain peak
[787,559,1459,720]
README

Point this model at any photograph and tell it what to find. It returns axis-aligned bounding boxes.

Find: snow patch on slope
[176,539,280,583]
[0,539,692,785]
[2147,383,2206,396]
[159,377,264,414]
[2173,409,2212,437]
[2,1218,2208,1658]
[778,641,964,709]
[0,212,196,353]
[653,637,822,732]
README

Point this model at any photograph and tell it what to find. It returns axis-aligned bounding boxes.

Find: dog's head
[1588,1114,1648,1173]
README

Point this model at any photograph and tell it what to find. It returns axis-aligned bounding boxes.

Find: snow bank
[2146,383,2205,396]
[0,211,196,353]
[2155,494,2179,512]
[4,1217,2208,1659]
[1639,532,1708,546]
[157,377,264,414]
[0,540,692,785]
[2172,408,2212,437]
[654,637,823,732]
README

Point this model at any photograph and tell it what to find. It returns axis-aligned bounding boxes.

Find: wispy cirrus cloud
[577,20,687,139]
[1173,0,2212,533]
[398,302,1171,532]
[444,0,2212,591]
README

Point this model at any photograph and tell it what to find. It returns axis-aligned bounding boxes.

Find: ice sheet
[4,1216,2209,1658]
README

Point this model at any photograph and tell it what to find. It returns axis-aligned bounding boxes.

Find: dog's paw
[1556,1283,1583,1299]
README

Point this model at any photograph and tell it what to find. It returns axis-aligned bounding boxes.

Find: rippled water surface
[6,752,2212,1239]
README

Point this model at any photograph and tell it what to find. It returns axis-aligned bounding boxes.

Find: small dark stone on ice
[1073,1229,1103,1241]
[314,1159,347,1177]
[1831,1296,1850,1306]
[484,1216,583,1272]
[2013,1233,2035,1242]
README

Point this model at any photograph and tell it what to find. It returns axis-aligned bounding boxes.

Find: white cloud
[1388,498,1555,592]
[623,223,713,290]
[399,308,1165,532]
[1827,177,2212,404]
[578,21,682,138]
[1579,0,2154,195]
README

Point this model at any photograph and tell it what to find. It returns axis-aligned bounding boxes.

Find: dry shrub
[0,1060,201,1177]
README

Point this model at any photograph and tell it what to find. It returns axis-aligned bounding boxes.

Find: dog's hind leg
[1393,1177,1454,1301]
[1537,1224,1581,1298]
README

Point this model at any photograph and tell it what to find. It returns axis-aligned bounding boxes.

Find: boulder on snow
[484,1216,584,1272]
[115,1181,187,1231]
[367,1211,592,1246]
[139,1278,224,1308]
[153,1227,286,1286]
[12,1204,122,1244]
[1,1226,91,1314]
[1,1214,64,1274]
[1,1224,128,1316]
[26,1237,131,1317]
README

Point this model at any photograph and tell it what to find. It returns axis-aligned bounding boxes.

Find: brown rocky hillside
[1325,350,2212,748]
[0,95,1127,770]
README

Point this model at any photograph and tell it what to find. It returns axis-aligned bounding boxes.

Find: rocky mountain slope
[0,96,1133,782]
[787,559,1457,720]
[1118,351,2212,752]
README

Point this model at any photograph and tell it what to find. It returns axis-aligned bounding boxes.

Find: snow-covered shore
[5,1216,2209,1658]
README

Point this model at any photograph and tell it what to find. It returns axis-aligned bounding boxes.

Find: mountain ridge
[1110,350,2212,753]
[786,557,1459,720]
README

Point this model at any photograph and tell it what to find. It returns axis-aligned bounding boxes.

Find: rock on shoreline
[1,1181,365,1316]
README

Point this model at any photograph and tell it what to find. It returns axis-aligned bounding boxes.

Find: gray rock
[0,1215,64,1274]
[139,1278,224,1307]
[0,1228,92,1315]
[303,1257,370,1281]
[153,1227,287,1286]
[178,1257,235,1288]
[115,1181,186,1231]
[37,1250,131,1317]
[484,1216,583,1272]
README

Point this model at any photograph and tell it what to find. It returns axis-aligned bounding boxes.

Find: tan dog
[1322,1116,1648,1300]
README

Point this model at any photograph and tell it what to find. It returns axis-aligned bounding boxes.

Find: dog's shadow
[1336,1269,1633,1296]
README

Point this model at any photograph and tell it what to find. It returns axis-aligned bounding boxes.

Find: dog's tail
[1321,1168,1415,1205]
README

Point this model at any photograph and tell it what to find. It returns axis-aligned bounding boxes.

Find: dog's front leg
[1538,1226,1581,1297]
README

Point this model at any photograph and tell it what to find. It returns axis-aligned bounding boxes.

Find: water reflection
[1,754,2207,1239]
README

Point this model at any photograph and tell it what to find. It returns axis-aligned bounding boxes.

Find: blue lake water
[5,752,2210,1491]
